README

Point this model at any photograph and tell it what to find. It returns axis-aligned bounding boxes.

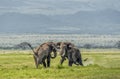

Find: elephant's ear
[47,44,53,51]
[57,42,61,45]
[67,44,73,49]
[56,42,61,48]
[51,43,58,51]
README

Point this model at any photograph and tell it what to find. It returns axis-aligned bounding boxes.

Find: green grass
[0,49,120,79]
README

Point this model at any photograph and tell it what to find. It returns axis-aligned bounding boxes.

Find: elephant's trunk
[59,46,66,57]
[50,44,58,59]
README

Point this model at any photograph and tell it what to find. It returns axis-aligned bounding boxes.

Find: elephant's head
[56,42,62,49]
[46,42,58,58]
[59,42,67,56]
[57,42,74,57]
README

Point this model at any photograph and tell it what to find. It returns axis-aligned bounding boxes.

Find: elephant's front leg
[60,56,66,65]
[68,53,73,66]
[47,55,51,67]
[68,56,73,66]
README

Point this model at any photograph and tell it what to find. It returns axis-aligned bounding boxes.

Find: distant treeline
[0,34,120,50]
[0,41,120,50]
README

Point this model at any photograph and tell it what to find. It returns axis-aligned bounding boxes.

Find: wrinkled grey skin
[57,42,83,66]
[19,42,57,68]
[67,47,83,66]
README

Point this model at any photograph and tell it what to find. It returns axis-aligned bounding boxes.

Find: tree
[116,41,120,49]
[84,44,92,49]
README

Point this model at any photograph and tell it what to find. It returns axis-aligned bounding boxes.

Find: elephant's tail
[83,58,88,61]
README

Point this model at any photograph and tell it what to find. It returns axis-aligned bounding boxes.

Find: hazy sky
[0,0,120,15]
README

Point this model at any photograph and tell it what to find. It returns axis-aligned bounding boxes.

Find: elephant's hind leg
[42,60,46,68]
[77,58,83,66]
[33,55,38,68]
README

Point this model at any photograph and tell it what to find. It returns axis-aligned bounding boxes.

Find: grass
[0,49,120,79]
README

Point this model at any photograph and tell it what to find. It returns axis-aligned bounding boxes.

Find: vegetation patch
[0,49,120,79]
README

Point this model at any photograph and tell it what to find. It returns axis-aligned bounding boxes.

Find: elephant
[19,42,57,68]
[57,42,84,66]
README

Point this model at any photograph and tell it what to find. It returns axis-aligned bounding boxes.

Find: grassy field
[0,49,120,79]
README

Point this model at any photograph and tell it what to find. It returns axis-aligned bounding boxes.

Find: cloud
[0,0,120,15]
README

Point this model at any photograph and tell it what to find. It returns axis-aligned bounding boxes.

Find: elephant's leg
[42,60,46,68]
[68,56,73,66]
[36,58,40,68]
[72,54,78,65]
[68,60,73,66]
[33,55,38,68]
[47,55,51,67]
[77,58,83,66]
[72,54,77,62]
[60,56,66,65]
[72,55,79,65]
[67,53,73,66]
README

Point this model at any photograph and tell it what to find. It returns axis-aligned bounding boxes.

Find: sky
[0,0,120,15]
[0,0,120,34]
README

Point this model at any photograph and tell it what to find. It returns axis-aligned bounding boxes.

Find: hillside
[0,9,120,34]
